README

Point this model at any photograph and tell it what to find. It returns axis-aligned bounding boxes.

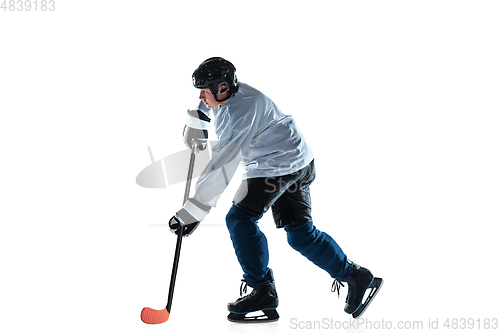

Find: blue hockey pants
[226,160,351,287]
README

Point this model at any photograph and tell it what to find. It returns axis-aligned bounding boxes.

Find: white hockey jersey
[192,83,314,208]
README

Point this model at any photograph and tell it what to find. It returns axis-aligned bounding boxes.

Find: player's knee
[226,205,260,233]
[285,222,313,249]
[225,205,238,225]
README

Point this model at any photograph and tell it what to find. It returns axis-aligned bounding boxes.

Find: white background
[1,1,499,332]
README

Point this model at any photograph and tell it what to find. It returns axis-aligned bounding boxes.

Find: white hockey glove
[183,110,210,150]
[168,198,211,237]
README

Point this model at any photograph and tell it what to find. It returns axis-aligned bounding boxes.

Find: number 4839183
[1,0,56,11]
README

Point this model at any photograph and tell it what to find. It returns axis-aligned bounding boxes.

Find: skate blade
[352,278,383,319]
[228,309,279,323]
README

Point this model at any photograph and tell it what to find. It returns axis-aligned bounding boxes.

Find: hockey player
[169,57,383,322]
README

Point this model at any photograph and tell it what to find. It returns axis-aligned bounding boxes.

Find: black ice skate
[227,269,279,323]
[342,262,383,318]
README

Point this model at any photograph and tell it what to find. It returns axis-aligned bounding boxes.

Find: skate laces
[240,279,248,296]
[331,279,345,298]
[237,279,258,302]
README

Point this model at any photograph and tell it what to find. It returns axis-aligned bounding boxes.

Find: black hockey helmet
[192,57,239,102]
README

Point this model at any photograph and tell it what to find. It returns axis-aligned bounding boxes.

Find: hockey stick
[141,144,197,324]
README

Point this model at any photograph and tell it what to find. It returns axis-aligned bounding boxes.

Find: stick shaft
[166,145,197,313]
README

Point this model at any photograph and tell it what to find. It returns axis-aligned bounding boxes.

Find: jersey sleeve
[192,97,264,208]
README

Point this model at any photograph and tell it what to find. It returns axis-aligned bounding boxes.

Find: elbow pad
[183,110,211,150]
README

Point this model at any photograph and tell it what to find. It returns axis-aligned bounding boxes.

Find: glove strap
[182,198,211,222]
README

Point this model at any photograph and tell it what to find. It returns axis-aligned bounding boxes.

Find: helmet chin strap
[214,92,231,103]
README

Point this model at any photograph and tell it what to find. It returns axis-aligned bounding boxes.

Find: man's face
[199,88,219,109]
[198,85,229,109]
